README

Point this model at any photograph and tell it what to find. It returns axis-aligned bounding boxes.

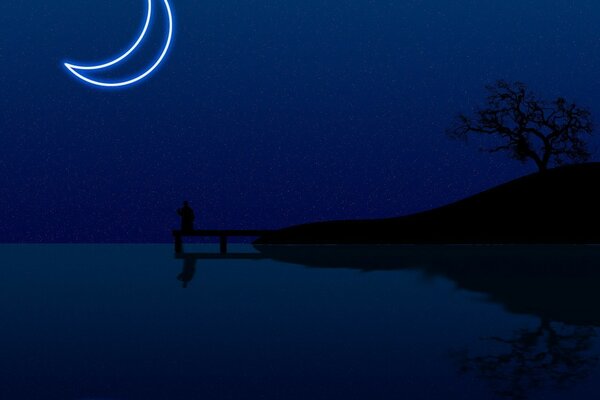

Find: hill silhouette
[255,163,600,244]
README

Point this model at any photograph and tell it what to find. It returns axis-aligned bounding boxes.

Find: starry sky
[2,0,600,242]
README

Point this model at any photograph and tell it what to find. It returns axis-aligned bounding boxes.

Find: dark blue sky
[2,0,600,242]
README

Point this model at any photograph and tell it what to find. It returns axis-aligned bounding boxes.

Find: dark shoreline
[255,163,600,245]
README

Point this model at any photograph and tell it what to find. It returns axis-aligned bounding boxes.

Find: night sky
[2,0,600,242]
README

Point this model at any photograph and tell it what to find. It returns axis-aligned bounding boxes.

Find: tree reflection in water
[202,245,600,399]
[457,319,598,399]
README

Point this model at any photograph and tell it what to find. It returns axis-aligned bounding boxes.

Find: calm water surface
[1,244,600,400]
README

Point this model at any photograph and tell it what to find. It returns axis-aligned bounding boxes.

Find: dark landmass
[252,245,600,326]
[255,163,600,244]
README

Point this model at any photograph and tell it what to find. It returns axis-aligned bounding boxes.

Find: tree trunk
[539,142,552,172]
[531,155,547,172]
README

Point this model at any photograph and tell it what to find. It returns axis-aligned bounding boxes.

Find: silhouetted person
[177,257,197,288]
[177,201,195,232]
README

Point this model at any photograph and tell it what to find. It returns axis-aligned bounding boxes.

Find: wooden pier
[172,230,272,254]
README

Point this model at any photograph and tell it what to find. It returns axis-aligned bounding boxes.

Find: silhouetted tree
[448,81,594,171]
[456,319,598,400]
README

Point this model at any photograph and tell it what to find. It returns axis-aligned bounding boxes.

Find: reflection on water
[0,245,599,400]
[456,320,598,400]
[174,252,268,288]
[170,245,600,399]
[176,257,196,288]
[251,245,600,399]
[254,245,600,327]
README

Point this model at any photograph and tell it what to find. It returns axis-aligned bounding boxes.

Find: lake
[1,244,600,400]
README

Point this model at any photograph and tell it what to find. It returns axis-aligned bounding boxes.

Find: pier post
[174,234,183,253]
[219,236,228,254]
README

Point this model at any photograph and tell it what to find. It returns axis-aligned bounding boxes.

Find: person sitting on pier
[177,201,195,232]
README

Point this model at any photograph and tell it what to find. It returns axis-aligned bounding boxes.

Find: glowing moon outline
[64,0,173,88]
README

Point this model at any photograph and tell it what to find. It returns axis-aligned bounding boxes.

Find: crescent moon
[64,0,174,88]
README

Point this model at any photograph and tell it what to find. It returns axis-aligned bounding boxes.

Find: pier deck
[172,229,272,254]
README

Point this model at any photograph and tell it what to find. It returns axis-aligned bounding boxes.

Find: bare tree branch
[447,81,594,171]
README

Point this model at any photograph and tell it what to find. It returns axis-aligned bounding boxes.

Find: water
[1,244,600,400]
